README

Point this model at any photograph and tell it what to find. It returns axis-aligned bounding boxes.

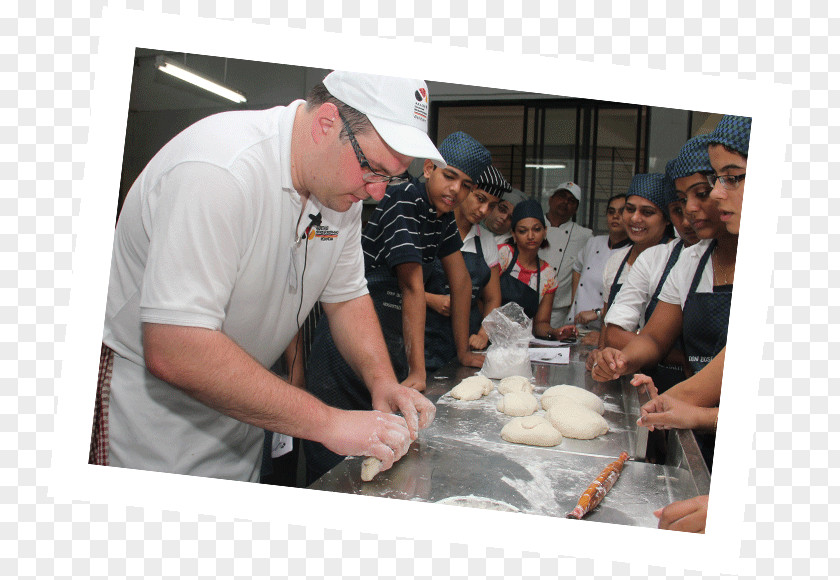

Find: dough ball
[546,401,609,439]
[542,384,605,415]
[501,415,563,447]
[496,391,539,416]
[498,375,534,395]
[451,376,492,400]
[361,457,382,482]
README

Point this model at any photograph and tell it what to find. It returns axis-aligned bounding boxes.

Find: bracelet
[713,412,718,432]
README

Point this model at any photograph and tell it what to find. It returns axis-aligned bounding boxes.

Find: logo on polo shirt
[413,87,428,121]
[312,224,338,241]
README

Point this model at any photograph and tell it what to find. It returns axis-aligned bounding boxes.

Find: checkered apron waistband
[89,343,114,465]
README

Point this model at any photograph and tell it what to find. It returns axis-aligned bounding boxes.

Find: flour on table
[498,375,534,395]
[501,415,563,447]
[496,391,539,416]
[546,401,609,439]
[541,384,605,415]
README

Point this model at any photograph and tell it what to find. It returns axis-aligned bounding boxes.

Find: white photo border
[51,7,791,575]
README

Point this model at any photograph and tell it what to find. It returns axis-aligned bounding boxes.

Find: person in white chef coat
[567,194,631,344]
[91,71,438,483]
[539,181,593,327]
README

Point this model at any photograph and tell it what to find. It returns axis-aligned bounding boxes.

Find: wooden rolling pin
[567,451,629,519]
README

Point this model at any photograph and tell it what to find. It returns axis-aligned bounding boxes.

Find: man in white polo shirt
[539,181,593,327]
[94,71,438,482]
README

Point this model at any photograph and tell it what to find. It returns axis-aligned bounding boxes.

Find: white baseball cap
[323,71,446,167]
[553,181,582,201]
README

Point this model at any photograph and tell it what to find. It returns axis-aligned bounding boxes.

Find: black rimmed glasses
[706,173,746,189]
[339,113,410,186]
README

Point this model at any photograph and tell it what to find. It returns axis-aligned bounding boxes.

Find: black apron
[424,235,491,371]
[499,246,541,319]
[605,247,633,310]
[645,240,689,393]
[681,240,733,472]
[682,240,732,373]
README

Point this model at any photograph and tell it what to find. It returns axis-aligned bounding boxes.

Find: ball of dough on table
[361,457,382,482]
[496,391,539,416]
[501,415,563,447]
[498,375,534,395]
[541,384,605,415]
[546,401,609,439]
[451,375,493,400]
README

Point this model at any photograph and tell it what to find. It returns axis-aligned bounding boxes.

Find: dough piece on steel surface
[496,391,539,416]
[451,375,493,400]
[546,401,609,439]
[498,375,534,395]
[501,415,563,447]
[542,383,605,415]
[361,457,382,482]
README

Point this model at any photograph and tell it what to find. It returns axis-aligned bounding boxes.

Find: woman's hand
[574,309,599,325]
[580,330,600,346]
[655,495,708,533]
[637,393,717,431]
[548,324,577,341]
[591,347,627,382]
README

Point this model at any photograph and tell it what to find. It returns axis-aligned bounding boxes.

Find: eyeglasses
[706,173,746,190]
[339,112,410,186]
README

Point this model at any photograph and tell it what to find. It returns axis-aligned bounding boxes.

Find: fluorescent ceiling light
[526,163,567,169]
[155,56,247,104]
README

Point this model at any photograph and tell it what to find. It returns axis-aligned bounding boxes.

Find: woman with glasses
[423,166,510,372]
[592,116,750,465]
[304,131,492,484]
[632,115,751,532]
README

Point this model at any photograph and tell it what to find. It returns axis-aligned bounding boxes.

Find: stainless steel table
[309,344,710,527]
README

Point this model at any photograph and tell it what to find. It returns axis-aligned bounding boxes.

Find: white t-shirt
[103,102,368,481]
[462,224,500,269]
[658,238,716,308]
[539,218,593,320]
[604,238,685,332]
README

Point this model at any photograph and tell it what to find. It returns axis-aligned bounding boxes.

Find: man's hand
[369,382,436,440]
[426,293,451,316]
[591,347,627,382]
[637,394,716,432]
[654,495,708,533]
[320,409,412,471]
[458,351,485,368]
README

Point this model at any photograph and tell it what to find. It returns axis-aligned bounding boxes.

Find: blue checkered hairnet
[665,135,714,182]
[474,165,512,198]
[436,131,492,182]
[511,199,546,228]
[705,115,751,157]
[625,173,676,216]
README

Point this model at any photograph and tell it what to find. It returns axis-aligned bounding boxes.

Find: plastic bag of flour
[479,303,533,379]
